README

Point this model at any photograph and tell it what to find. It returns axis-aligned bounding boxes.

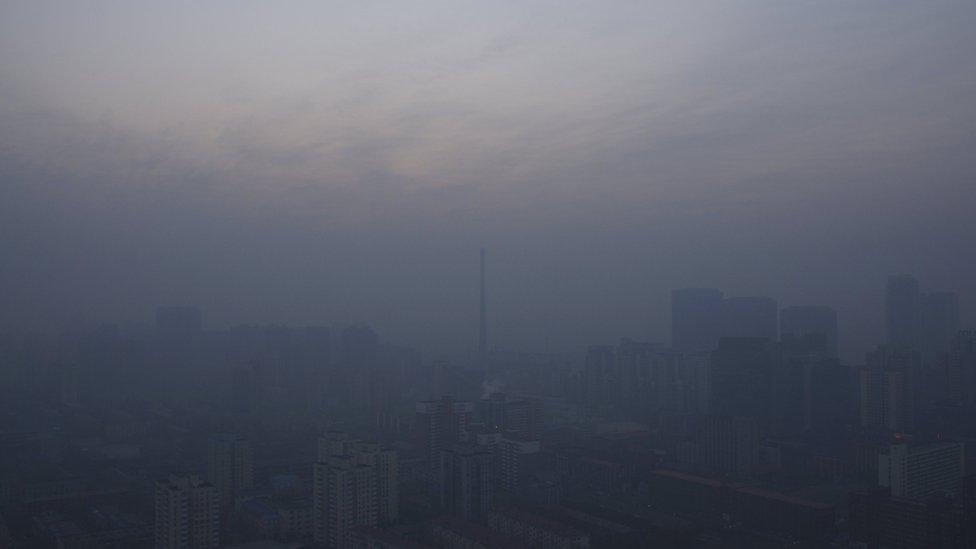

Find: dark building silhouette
[859,345,919,433]
[440,444,494,521]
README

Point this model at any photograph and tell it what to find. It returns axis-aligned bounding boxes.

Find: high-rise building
[780,305,839,357]
[879,442,965,499]
[440,444,494,521]
[154,475,219,549]
[498,436,541,496]
[721,296,779,341]
[886,275,922,349]
[316,433,398,525]
[313,455,377,548]
[416,397,473,495]
[671,288,724,352]
[207,434,254,509]
[479,393,542,439]
[859,345,919,433]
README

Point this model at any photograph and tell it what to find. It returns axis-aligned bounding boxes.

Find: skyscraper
[207,434,254,509]
[886,275,922,349]
[671,288,724,351]
[154,475,219,549]
[440,444,494,521]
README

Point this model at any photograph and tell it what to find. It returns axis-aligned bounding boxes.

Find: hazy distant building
[886,275,922,349]
[313,455,377,548]
[721,296,778,341]
[859,345,919,433]
[879,442,965,499]
[479,393,542,439]
[207,434,253,509]
[154,475,219,549]
[780,305,839,357]
[416,397,473,496]
[498,436,540,496]
[440,444,494,521]
[671,288,724,352]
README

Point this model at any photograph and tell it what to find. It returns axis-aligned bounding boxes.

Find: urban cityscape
[2,2,976,548]
[1,268,974,547]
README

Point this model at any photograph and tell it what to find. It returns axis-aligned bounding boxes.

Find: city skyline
[2,2,975,363]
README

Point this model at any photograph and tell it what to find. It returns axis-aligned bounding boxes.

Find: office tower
[313,455,377,548]
[709,338,779,423]
[671,288,724,351]
[207,434,254,509]
[583,345,617,407]
[879,442,965,499]
[154,475,219,549]
[721,296,779,341]
[946,331,976,406]
[886,275,921,349]
[859,345,919,433]
[416,397,473,494]
[479,248,487,360]
[440,444,494,521]
[780,305,839,357]
[922,291,960,363]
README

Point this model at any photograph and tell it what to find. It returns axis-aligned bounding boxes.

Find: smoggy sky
[2,1,975,362]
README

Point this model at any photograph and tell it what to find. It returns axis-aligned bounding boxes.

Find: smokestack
[479,248,487,358]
